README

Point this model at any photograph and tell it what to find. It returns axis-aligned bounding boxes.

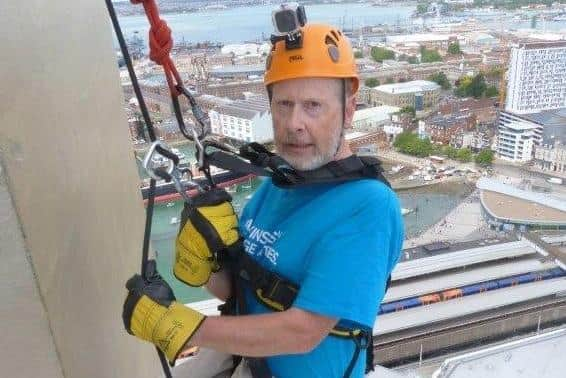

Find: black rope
[104,1,172,376]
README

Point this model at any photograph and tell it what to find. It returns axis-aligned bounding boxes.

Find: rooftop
[353,105,401,122]
[209,64,265,77]
[478,178,566,213]
[212,95,270,120]
[477,178,566,226]
[481,191,566,225]
[520,107,566,127]
[386,33,453,44]
[518,40,566,49]
[432,327,566,378]
[375,80,441,95]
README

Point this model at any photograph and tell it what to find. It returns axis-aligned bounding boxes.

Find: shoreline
[403,188,489,249]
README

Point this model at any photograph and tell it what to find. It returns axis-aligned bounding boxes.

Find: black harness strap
[209,143,392,377]
[206,142,391,190]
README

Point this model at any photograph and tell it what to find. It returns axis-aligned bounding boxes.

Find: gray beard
[278,129,343,171]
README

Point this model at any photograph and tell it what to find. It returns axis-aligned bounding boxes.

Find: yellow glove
[123,261,205,365]
[174,187,240,287]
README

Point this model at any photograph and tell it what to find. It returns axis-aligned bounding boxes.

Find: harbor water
[116,3,566,47]
[150,176,473,303]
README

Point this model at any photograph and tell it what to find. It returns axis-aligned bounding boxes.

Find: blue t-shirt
[239,177,404,378]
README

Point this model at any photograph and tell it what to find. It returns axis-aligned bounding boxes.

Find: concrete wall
[1,1,163,377]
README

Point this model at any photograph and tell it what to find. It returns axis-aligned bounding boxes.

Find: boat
[170,217,180,225]
[390,165,405,174]
[171,148,186,160]
[401,208,414,216]
[140,170,255,203]
[166,202,175,207]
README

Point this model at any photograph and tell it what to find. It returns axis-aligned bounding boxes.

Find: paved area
[0,161,63,378]
[403,190,489,249]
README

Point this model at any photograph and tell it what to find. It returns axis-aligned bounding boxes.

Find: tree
[416,2,430,15]
[469,74,487,99]
[386,77,395,84]
[354,50,363,59]
[399,106,416,117]
[485,85,499,98]
[447,41,462,55]
[455,74,488,99]
[364,78,380,88]
[428,72,451,90]
[475,149,495,166]
[456,148,473,162]
[398,54,419,64]
[420,46,442,63]
[393,132,433,157]
[370,46,395,63]
[442,145,459,159]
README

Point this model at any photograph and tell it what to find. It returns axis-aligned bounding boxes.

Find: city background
[114,1,566,376]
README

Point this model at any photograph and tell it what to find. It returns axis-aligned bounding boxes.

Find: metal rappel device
[142,141,201,204]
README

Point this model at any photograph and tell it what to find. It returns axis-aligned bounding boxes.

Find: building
[345,131,388,153]
[451,130,492,151]
[196,79,266,100]
[385,33,455,49]
[534,142,566,174]
[422,113,475,145]
[372,80,441,110]
[208,64,265,80]
[497,111,543,162]
[477,178,566,231]
[520,107,566,145]
[352,105,400,132]
[439,97,498,124]
[356,85,372,105]
[433,328,566,378]
[209,95,272,143]
[505,41,566,114]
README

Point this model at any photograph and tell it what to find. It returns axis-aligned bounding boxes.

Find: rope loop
[149,20,173,66]
[130,0,182,96]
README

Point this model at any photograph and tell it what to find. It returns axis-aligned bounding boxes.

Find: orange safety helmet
[264,23,359,93]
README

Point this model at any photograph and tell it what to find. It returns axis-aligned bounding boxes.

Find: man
[123,22,403,378]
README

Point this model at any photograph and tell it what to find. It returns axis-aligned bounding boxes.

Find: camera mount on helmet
[270,2,307,50]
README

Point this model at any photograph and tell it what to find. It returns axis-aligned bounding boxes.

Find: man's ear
[342,94,356,130]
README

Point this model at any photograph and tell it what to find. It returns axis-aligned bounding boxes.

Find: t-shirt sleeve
[293,188,403,328]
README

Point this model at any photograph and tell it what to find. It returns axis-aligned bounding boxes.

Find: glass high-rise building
[506,41,566,115]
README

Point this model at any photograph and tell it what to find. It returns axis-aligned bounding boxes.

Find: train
[379,267,566,315]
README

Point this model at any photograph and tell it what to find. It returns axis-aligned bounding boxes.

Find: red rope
[131,0,182,96]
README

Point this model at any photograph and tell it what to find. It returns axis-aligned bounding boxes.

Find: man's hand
[122,261,206,365]
[174,187,240,287]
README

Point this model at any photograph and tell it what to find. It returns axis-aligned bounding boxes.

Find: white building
[505,41,566,114]
[385,33,453,45]
[497,111,543,162]
[209,96,273,143]
[221,43,271,57]
[352,105,400,131]
[534,142,566,174]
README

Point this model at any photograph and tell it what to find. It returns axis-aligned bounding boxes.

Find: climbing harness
[106,1,391,376]
[216,154,392,378]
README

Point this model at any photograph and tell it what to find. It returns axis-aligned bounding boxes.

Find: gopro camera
[271,3,307,50]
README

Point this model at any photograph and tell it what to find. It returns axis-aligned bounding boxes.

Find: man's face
[270,77,353,171]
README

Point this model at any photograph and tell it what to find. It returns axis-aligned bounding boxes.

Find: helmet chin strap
[332,79,347,160]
